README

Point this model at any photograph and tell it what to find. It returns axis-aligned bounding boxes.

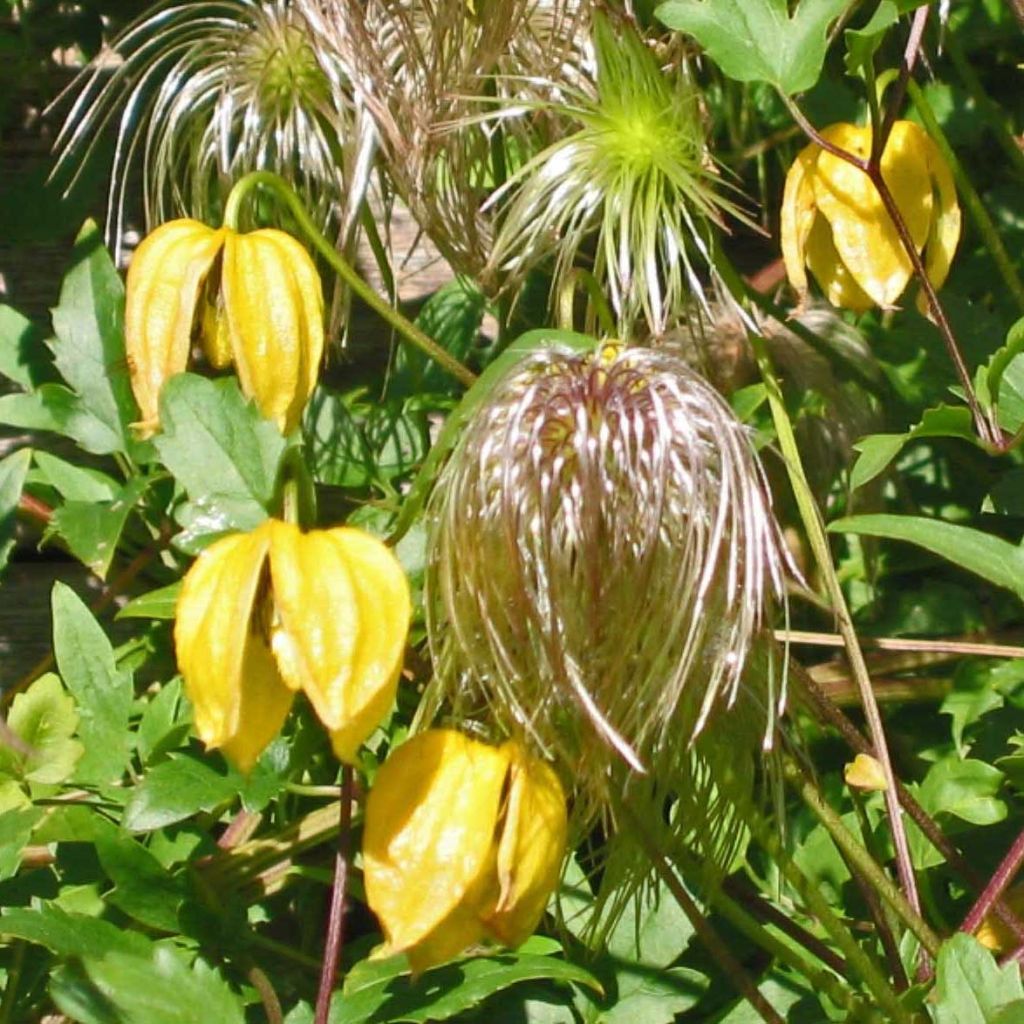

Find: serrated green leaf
[0,303,50,389]
[849,405,975,491]
[123,755,238,832]
[53,947,246,1024]
[45,476,148,578]
[0,445,30,576]
[844,1,899,78]
[49,221,146,461]
[931,934,1024,1024]
[2,673,83,784]
[332,943,601,1024]
[52,582,133,784]
[95,834,185,932]
[153,374,286,542]
[116,582,181,621]
[0,905,152,959]
[827,514,1024,597]
[655,0,848,94]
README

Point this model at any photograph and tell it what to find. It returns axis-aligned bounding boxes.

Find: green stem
[0,940,24,1024]
[717,249,922,926]
[907,78,1024,318]
[223,172,478,389]
[742,806,914,1024]
[783,758,941,958]
[557,270,617,337]
[614,798,786,1024]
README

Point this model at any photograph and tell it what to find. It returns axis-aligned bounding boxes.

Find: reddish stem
[960,827,1024,936]
[314,767,354,1024]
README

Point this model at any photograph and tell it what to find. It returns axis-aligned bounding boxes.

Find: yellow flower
[976,882,1024,954]
[174,519,410,772]
[780,121,961,313]
[125,219,323,436]
[363,729,567,974]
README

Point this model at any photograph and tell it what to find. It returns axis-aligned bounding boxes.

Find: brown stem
[17,493,52,526]
[875,5,931,155]
[793,664,1024,947]
[960,826,1024,936]
[248,967,284,1024]
[314,767,353,1024]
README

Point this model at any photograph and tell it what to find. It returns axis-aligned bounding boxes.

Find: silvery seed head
[52,0,367,265]
[426,344,790,840]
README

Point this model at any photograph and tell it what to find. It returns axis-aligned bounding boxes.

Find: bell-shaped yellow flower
[125,219,324,436]
[174,519,410,772]
[363,729,567,974]
[781,121,961,313]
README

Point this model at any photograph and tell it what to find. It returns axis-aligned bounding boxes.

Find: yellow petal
[812,122,932,307]
[125,220,225,436]
[267,521,361,728]
[805,216,875,313]
[844,753,888,792]
[222,228,324,434]
[780,139,822,303]
[916,125,962,316]
[485,742,567,947]
[363,730,511,962]
[325,528,411,763]
[200,294,234,370]
[174,523,273,751]
[218,630,294,774]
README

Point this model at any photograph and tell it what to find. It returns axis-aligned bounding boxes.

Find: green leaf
[123,755,239,832]
[919,758,1007,827]
[332,944,601,1024]
[116,582,181,621]
[153,374,286,541]
[827,514,1024,598]
[654,0,848,94]
[52,947,245,1024]
[849,405,975,491]
[135,678,188,764]
[941,670,1004,758]
[844,1,899,78]
[0,905,152,959]
[0,446,31,576]
[49,220,146,461]
[393,277,487,396]
[979,316,1024,413]
[0,303,50,389]
[931,934,1024,1024]
[95,834,186,932]
[51,582,133,784]
[0,806,43,880]
[305,389,375,489]
[45,476,149,579]
[1,673,83,784]
[32,451,120,502]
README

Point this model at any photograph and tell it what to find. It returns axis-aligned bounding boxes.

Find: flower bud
[174,519,410,771]
[124,220,324,436]
[781,121,960,313]
[363,729,567,974]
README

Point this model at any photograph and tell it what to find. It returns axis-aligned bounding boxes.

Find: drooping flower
[780,121,961,313]
[425,343,790,892]
[363,729,567,973]
[125,219,324,436]
[485,13,750,336]
[174,519,410,772]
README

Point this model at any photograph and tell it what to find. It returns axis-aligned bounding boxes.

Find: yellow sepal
[125,219,226,436]
[779,140,821,305]
[174,522,273,751]
[326,528,412,763]
[222,228,324,434]
[917,127,963,315]
[363,730,511,963]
